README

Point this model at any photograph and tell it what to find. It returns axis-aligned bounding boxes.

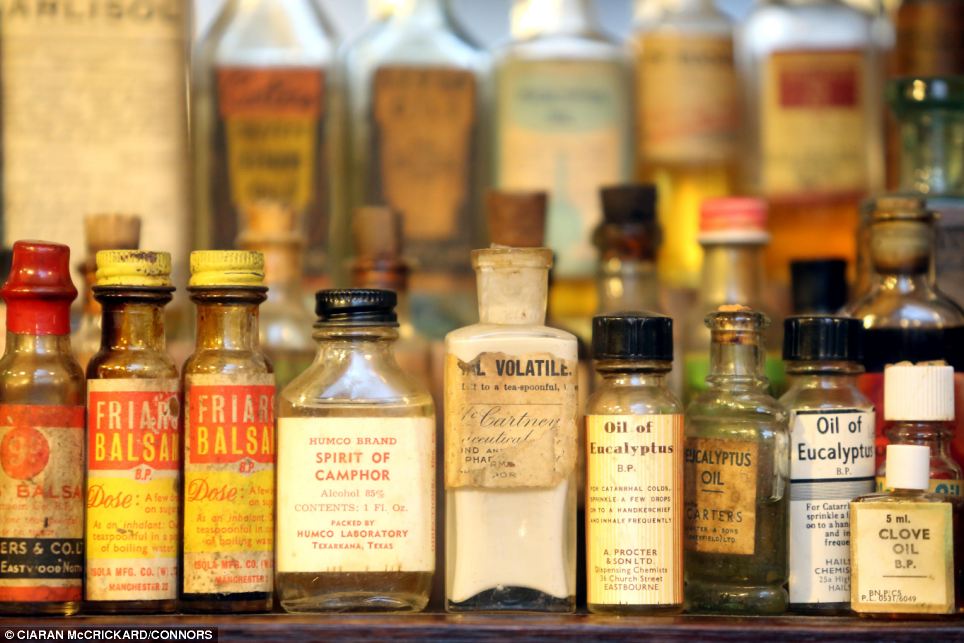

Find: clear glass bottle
[789,259,848,315]
[632,0,739,292]
[684,306,789,615]
[0,241,85,616]
[683,198,784,404]
[875,363,962,498]
[277,289,435,613]
[737,0,883,282]
[851,444,962,616]
[343,0,488,336]
[495,0,634,334]
[585,313,683,614]
[192,0,339,282]
[445,247,578,612]
[779,315,875,614]
[180,251,274,613]
[84,251,180,615]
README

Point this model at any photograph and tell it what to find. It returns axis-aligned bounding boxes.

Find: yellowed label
[182,373,275,595]
[875,476,963,498]
[761,50,867,198]
[276,417,435,574]
[851,501,954,614]
[637,32,738,164]
[684,438,758,555]
[85,379,181,602]
[586,414,684,607]
[444,352,578,489]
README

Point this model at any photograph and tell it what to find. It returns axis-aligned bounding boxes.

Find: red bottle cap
[1,240,77,335]
[699,197,769,244]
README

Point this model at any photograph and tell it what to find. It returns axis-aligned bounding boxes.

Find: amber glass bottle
[180,251,274,613]
[0,241,85,616]
[84,251,181,614]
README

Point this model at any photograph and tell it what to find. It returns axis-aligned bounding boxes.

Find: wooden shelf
[3,613,963,642]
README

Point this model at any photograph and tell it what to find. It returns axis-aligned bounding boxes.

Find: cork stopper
[190,250,265,288]
[353,206,403,261]
[236,200,302,246]
[486,190,547,248]
[95,250,172,288]
[705,304,769,344]
[472,247,552,325]
[870,195,931,222]
[84,214,141,255]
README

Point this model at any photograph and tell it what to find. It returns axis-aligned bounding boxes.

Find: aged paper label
[182,373,275,595]
[851,502,954,614]
[85,379,181,602]
[0,404,84,602]
[445,352,578,489]
[684,438,758,555]
[276,417,435,574]
[586,414,684,606]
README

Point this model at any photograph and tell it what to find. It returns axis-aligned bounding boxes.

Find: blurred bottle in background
[789,258,849,315]
[893,0,964,77]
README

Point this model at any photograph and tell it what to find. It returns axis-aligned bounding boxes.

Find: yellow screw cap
[190,250,265,287]
[95,250,172,287]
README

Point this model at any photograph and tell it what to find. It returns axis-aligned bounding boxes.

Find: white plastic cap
[884,363,955,421]
[885,444,931,491]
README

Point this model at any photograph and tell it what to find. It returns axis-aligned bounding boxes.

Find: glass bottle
[789,259,848,315]
[237,202,316,389]
[632,0,739,292]
[344,0,488,336]
[779,315,875,614]
[876,362,962,497]
[894,0,964,76]
[683,198,784,403]
[192,0,339,282]
[180,251,274,613]
[0,241,84,616]
[585,313,683,614]
[445,247,578,612]
[73,214,142,370]
[851,444,962,616]
[737,0,883,281]
[84,251,180,614]
[0,248,13,356]
[843,196,964,466]
[684,306,789,614]
[277,289,435,613]
[495,0,634,333]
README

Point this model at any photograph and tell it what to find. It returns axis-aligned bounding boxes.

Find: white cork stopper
[885,444,931,491]
[884,362,955,421]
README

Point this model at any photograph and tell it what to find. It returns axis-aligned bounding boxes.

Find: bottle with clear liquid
[495,0,634,332]
[192,0,339,281]
[445,247,578,612]
[632,0,739,291]
[684,306,789,614]
[737,0,883,281]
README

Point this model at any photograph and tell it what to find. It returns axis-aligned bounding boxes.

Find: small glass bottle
[585,313,683,614]
[684,306,789,615]
[180,251,274,613]
[277,289,435,613]
[84,251,180,614]
[876,362,962,498]
[445,247,578,613]
[0,241,85,616]
[789,259,848,315]
[851,444,962,616]
[780,315,875,614]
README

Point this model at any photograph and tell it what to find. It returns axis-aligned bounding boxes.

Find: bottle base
[276,571,432,614]
[789,601,852,616]
[83,599,176,615]
[179,592,272,613]
[447,587,575,613]
[280,591,428,614]
[587,603,683,616]
[0,600,79,616]
[685,582,787,615]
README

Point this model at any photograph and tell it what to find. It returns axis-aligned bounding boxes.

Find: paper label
[851,502,954,614]
[876,477,963,498]
[586,414,684,606]
[372,65,476,250]
[444,352,578,489]
[684,438,758,555]
[182,374,275,596]
[789,409,875,604]
[637,32,738,164]
[276,417,435,574]
[761,50,867,199]
[0,404,84,602]
[85,379,181,602]
[496,59,632,278]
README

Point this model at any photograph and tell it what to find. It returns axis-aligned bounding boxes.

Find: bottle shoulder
[446,323,578,351]
[0,350,85,405]
[87,351,179,380]
[347,20,488,73]
[182,350,272,379]
[686,386,788,427]
[587,384,683,417]
[496,33,630,68]
[845,290,964,328]
[780,379,874,414]
[741,1,873,47]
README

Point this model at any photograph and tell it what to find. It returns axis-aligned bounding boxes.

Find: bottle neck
[191,289,266,352]
[785,361,862,387]
[6,299,73,337]
[868,220,937,292]
[707,329,767,386]
[393,0,449,27]
[245,241,304,303]
[313,325,400,363]
[477,266,548,325]
[4,333,73,355]
[699,243,765,307]
[597,256,658,314]
[595,360,672,386]
[886,420,955,455]
[895,107,964,195]
[512,0,596,38]
[96,290,171,353]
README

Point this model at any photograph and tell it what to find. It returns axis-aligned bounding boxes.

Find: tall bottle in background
[1,1,190,287]
[632,0,739,293]
[789,259,848,315]
[192,0,338,284]
[737,0,883,281]
[344,0,488,336]
[893,0,964,77]
[495,0,634,335]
